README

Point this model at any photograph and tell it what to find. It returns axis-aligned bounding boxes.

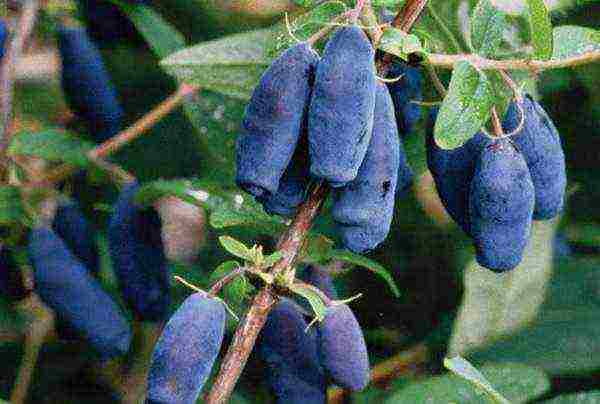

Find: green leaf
[526,0,553,60]
[161,29,272,100]
[134,179,200,207]
[385,363,550,404]
[448,219,557,355]
[542,391,600,403]
[266,1,348,59]
[467,254,600,374]
[552,25,600,60]
[209,204,286,236]
[218,236,255,262]
[288,282,328,322]
[263,251,283,268]
[113,1,186,59]
[433,61,494,150]
[210,261,253,305]
[444,356,510,404]
[8,130,94,167]
[379,28,425,61]
[0,186,25,225]
[327,249,400,298]
[470,0,507,58]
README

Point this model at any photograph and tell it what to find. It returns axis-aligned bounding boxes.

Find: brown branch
[206,183,329,404]
[378,0,429,77]
[209,266,247,296]
[24,83,198,187]
[0,0,40,163]
[206,1,430,402]
[426,50,600,71]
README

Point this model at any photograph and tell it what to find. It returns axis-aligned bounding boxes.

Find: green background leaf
[470,0,507,58]
[552,25,600,60]
[526,0,554,60]
[8,130,94,167]
[384,363,550,403]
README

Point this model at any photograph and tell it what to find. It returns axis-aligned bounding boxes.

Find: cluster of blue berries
[427,96,566,272]
[259,266,369,403]
[236,26,422,253]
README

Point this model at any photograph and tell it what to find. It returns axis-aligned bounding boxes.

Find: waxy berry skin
[237,42,318,198]
[333,82,405,253]
[427,108,490,235]
[108,182,171,322]
[318,304,370,391]
[308,26,376,187]
[57,25,123,142]
[503,95,566,220]
[469,140,535,272]
[28,226,131,359]
[147,293,226,404]
[259,299,327,404]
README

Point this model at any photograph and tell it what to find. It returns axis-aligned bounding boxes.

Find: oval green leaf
[433,61,494,150]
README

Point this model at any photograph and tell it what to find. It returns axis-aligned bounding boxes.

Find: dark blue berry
[0,20,7,61]
[52,199,99,276]
[147,293,226,404]
[237,42,319,198]
[469,140,535,272]
[426,107,490,235]
[57,25,123,142]
[333,82,406,252]
[308,26,376,187]
[318,304,369,391]
[257,136,310,218]
[503,95,566,220]
[259,299,326,404]
[386,62,423,136]
[108,182,171,322]
[28,226,131,359]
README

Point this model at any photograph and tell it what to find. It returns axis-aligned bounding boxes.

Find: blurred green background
[1,0,599,402]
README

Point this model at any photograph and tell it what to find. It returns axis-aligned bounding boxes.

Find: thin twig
[88,155,136,185]
[425,63,447,97]
[209,266,247,296]
[25,83,198,187]
[0,0,40,163]
[378,0,429,77]
[206,183,329,404]
[426,50,600,71]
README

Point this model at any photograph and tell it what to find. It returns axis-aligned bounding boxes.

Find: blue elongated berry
[0,247,29,302]
[259,299,326,404]
[57,25,123,142]
[332,82,406,253]
[0,20,7,60]
[318,304,369,391]
[108,182,171,322]
[503,95,566,220]
[52,199,99,276]
[426,108,490,235]
[386,62,423,136]
[236,42,319,198]
[469,140,535,272]
[258,136,310,217]
[147,293,226,404]
[308,26,376,186]
[28,226,131,359]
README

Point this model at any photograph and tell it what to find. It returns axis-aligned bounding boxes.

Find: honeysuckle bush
[0,0,599,402]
